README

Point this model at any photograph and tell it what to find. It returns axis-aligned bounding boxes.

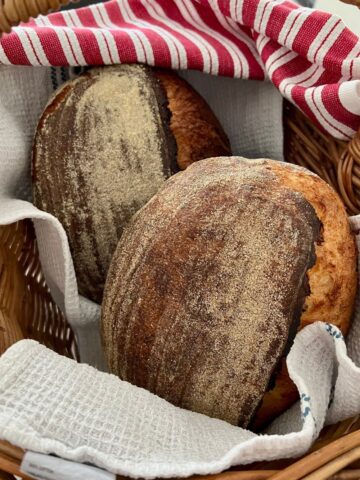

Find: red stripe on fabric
[0,32,30,65]
[68,7,107,65]
[271,56,314,87]
[183,0,235,76]
[63,29,81,65]
[112,33,138,63]
[290,85,321,126]
[263,5,282,41]
[36,28,68,65]
[80,29,110,64]
[76,7,100,28]
[242,25,257,42]
[199,1,252,75]
[25,30,42,65]
[314,69,341,86]
[111,1,148,63]
[102,2,141,63]
[96,6,116,63]
[242,0,257,27]
[309,87,351,139]
[77,2,137,65]
[258,36,277,60]
[283,11,301,46]
[215,0,231,18]
[103,31,115,64]
[219,31,264,78]
[164,0,216,74]
[46,11,67,27]
[266,50,290,72]
[153,0,206,71]
[254,2,296,41]
[291,11,329,57]
[312,19,341,63]
[322,29,359,78]
[321,84,360,131]
[184,0,264,78]
[120,2,177,69]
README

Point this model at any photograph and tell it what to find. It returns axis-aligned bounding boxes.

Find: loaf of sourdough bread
[102,157,356,428]
[32,65,230,303]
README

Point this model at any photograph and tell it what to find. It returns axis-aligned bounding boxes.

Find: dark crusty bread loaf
[32,65,230,303]
[102,157,356,428]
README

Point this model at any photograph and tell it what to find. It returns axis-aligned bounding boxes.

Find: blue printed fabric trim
[300,393,312,422]
[325,323,344,340]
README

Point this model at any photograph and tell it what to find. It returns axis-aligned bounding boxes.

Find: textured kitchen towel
[0,64,283,364]
[0,323,359,478]
[0,0,360,140]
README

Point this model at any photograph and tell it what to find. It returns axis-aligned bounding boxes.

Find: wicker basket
[1,0,360,478]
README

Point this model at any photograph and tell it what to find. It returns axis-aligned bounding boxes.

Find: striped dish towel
[0,0,359,140]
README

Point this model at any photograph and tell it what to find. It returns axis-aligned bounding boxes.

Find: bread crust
[32,65,230,303]
[155,71,231,169]
[101,157,341,428]
[251,162,357,430]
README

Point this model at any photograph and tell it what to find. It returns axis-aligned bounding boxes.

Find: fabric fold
[0,321,358,477]
[0,0,359,139]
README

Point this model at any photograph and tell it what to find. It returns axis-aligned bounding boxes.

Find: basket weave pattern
[0,0,71,34]
[284,103,360,215]
[0,220,78,359]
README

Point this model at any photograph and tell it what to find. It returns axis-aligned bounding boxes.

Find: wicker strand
[0,0,72,35]
[0,472,16,480]
[0,220,79,360]
[284,102,360,214]
[337,131,360,214]
[269,430,360,480]
[302,447,360,480]
[340,0,360,7]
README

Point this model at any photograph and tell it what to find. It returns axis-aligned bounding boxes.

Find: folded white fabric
[0,65,284,366]
[0,322,359,478]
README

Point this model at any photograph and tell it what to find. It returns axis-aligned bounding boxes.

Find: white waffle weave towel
[0,321,359,478]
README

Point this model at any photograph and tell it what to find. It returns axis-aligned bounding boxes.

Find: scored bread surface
[102,157,322,427]
[32,65,176,303]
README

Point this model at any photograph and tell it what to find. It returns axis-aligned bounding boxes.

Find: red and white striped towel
[0,0,360,140]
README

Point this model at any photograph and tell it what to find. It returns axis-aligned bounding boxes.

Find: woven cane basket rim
[0,0,360,479]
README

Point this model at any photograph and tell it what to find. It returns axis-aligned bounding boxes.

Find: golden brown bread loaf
[102,157,356,429]
[155,71,231,170]
[32,64,231,303]
[252,162,357,429]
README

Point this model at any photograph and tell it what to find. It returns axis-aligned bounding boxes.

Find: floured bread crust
[101,157,337,428]
[33,65,176,303]
[32,65,231,304]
